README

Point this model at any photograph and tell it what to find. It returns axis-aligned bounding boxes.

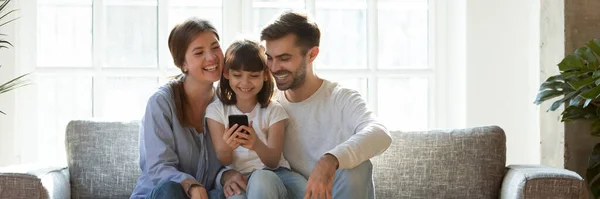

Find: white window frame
[13,0,449,164]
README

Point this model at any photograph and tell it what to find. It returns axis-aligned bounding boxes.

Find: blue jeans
[332,160,374,199]
[226,168,307,199]
[221,160,373,199]
[146,181,223,199]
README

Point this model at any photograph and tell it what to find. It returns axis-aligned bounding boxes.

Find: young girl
[206,39,306,199]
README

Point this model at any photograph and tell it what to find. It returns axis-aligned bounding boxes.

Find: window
[17,0,442,165]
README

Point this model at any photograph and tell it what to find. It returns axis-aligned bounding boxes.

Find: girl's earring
[183,69,188,74]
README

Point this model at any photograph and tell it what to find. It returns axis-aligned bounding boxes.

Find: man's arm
[304,87,392,199]
[325,88,392,169]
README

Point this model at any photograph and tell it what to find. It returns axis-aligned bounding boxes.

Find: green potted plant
[535,38,600,198]
[0,0,30,115]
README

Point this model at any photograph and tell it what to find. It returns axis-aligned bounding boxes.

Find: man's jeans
[332,160,374,199]
[226,168,307,199]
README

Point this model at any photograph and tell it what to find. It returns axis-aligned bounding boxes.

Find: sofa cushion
[372,126,506,199]
[66,120,140,199]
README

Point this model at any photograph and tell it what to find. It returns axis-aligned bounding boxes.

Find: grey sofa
[0,120,587,199]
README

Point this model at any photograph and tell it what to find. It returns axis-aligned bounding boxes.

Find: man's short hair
[260,11,320,54]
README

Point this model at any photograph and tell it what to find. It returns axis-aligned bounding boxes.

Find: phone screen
[228,114,249,134]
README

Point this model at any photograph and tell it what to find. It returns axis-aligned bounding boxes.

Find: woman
[130,17,225,199]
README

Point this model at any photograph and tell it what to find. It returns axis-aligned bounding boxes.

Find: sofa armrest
[0,165,70,199]
[501,164,586,199]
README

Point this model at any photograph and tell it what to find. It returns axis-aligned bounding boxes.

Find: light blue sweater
[130,84,223,199]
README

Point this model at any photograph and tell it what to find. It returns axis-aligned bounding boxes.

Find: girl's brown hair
[167,18,219,127]
[217,40,274,108]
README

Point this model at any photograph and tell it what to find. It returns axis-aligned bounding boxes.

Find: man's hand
[222,170,248,197]
[189,186,208,199]
[304,154,339,199]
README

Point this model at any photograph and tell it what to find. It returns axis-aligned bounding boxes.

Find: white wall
[539,0,565,168]
[0,0,18,166]
[465,0,541,165]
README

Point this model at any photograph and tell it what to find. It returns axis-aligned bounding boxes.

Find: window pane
[96,77,159,120]
[316,0,367,69]
[168,0,222,35]
[252,8,293,33]
[378,77,428,131]
[378,0,428,69]
[254,0,303,2]
[104,0,158,68]
[319,75,367,98]
[38,0,89,3]
[251,0,304,33]
[38,4,92,67]
[36,75,93,165]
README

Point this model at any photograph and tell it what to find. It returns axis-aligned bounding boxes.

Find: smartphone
[228,114,249,135]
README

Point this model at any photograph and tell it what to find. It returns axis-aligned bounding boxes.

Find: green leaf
[0,40,12,47]
[587,143,600,198]
[539,79,572,92]
[562,70,591,80]
[573,47,600,69]
[581,86,600,99]
[593,71,600,79]
[569,95,585,107]
[0,73,31,94]
[534,90,564,105]
[570,77,597,90]
[587,38,600,63]
[585,48,599,68]
[561,105,599,122]
[0,10,18,28]
[559,54,587,72]
[546,74,563,82]
[585,98,594,108]
[549,91,579,111]
[549,100,563,111]
[0,0,10,15]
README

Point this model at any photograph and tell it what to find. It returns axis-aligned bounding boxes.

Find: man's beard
[273,59,307,91]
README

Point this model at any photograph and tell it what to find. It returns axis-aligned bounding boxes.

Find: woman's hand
[222,124,242,150]
[235,121,261,150]
[189,186,209,199]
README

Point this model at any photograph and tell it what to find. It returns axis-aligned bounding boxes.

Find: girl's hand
[222,124,242,150]
[236,121,260,150]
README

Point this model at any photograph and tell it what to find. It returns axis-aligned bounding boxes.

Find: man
[219,11,392,199]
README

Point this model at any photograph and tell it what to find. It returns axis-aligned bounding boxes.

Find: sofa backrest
[371,126,507,199]
[65,120,507,199]
[66,120,141,199]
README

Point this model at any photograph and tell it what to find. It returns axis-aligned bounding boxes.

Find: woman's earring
[183,69,188,74]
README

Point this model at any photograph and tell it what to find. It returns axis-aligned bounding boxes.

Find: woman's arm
[139,92,200,197]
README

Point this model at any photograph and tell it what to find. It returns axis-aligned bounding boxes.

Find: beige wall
[564,0,600,177]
